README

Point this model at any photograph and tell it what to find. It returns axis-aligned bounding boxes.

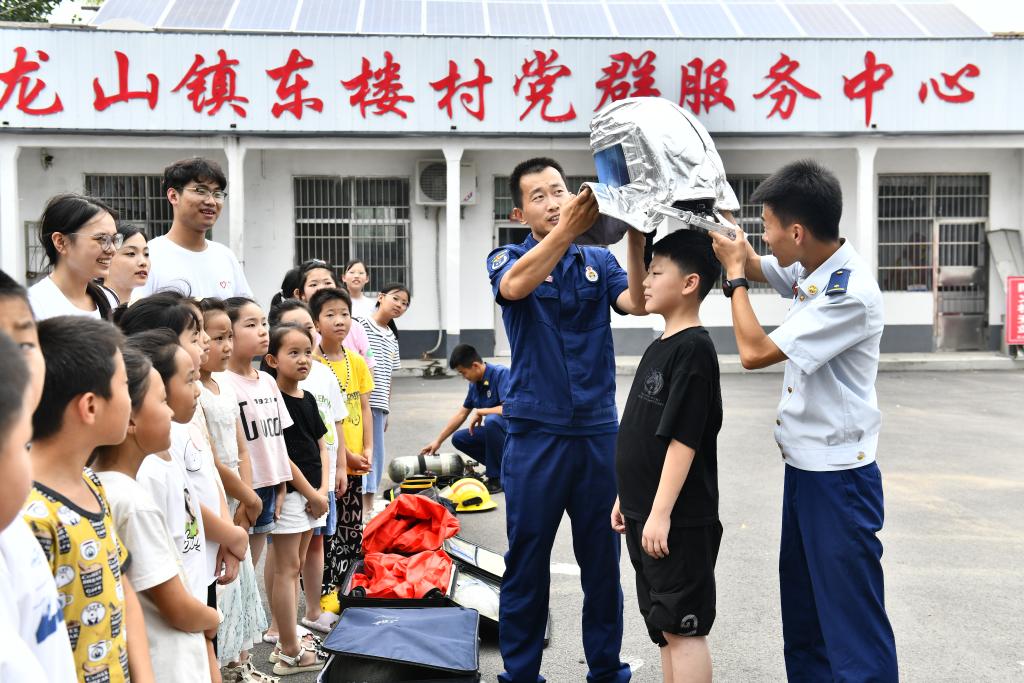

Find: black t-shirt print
[281,390,329,492]
[615,326,723,525]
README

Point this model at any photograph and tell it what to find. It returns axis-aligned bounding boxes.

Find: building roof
[90,0,989,39]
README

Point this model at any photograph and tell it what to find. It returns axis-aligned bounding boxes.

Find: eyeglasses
[185,186,228,201]
[64,232,125,251]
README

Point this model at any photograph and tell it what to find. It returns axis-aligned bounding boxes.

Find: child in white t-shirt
[93,339,220,683]
[198,298,273,681]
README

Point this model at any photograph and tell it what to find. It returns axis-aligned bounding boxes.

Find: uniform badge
[544,275,554,283]
[807,284,818,295]
[489,250,510,272]
[826,268,850,296]
[585,265,599,283]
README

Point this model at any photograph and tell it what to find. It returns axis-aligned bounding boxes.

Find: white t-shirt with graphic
[96,471,212,683]
[134,235,252,300]
[173,416,228,586]
[137,453,208,603]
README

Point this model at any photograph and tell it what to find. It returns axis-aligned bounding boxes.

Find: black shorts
[624,518,723,646]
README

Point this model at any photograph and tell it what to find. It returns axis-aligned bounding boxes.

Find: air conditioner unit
[415,160,477,206]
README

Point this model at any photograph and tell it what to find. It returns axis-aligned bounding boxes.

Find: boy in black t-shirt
[612,229,724,683]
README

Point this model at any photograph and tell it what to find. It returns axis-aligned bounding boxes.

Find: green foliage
[0,0,64,23]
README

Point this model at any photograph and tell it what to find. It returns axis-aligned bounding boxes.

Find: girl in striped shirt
[358,284,410,517]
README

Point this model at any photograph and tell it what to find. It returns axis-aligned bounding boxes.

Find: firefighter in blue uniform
[710,160,898,682]
[488,158,647,683]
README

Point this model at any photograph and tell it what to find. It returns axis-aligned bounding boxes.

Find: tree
[0,0,64,23]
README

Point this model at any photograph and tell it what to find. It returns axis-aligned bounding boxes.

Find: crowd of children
[1,177,410,681]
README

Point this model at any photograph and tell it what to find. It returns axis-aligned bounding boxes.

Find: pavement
[252,369,1024,682]
[401,351,1024,378]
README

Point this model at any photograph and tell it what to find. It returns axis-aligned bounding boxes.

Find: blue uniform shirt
[462,363,511,410]
[488,234,629,432]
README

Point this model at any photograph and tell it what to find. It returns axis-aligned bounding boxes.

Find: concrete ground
[253,370,1024,682]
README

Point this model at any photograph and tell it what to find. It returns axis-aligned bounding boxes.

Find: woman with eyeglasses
[101,224,150,307]
[28,193,121,321]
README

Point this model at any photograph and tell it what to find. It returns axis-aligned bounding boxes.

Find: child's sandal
[240,660,280,683]
[268,634,320,664]
[272,647,323,676]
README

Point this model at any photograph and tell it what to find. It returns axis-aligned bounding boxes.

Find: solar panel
[727,3,800,37]
[161,0,234,29]
[667,3,739,37]
[845,3,925,37]
[788,3,862,36]
[92,0,167,27]
[427,1,485,35]
[548,2,613,37]
[228,0,298,31]
[905,3,988,36]
[487,2,549,36]
[607,3,674,37]
[294,0,359,33]
[363,0,422,34]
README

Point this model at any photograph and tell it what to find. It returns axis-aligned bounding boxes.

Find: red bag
[363,494,460,555]
[350,549,453,599]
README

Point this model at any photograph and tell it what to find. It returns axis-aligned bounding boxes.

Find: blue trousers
[451,414,507,479]
[498,430,630,683]
[780,463,898,682]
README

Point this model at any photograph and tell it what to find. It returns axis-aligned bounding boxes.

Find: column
[0,143,22,281]
[223,136,246,263]
[442,144,463,356]
[856,143,878,276]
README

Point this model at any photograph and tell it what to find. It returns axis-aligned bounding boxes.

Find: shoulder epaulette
[825,269,850,296]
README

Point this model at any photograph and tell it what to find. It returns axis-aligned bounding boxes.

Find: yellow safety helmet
[442,478,497,513]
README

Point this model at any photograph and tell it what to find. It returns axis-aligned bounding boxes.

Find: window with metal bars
[293,176,411,287]
[84,174,174,238]
[877,175,989,292]
[492,174,596,222]
[726,175,770,291]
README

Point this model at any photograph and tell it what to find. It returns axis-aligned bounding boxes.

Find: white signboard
[0,28,1016,135]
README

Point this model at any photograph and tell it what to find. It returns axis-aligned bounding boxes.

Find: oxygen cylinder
[388,452,465,483]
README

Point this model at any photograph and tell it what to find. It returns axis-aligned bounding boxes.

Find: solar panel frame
[161,0,234,29]
[362,0,423,34]
[228,0,298,31]
[294,0,360,33]
[845,3,926,37]
[92,0,168,27]
[548,2,614,37]
[727,3,800,37]
[667,3,739,36]
[426,1,486,35]
[904,3,988,37]
[607,3,675,37]
[788,3,863,37]
[487,2,550,36]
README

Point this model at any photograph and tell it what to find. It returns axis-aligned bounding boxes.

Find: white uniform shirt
[133,235,253,300]
[761,240,883,472]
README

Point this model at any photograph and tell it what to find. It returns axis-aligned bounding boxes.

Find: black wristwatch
[722,277,749,298]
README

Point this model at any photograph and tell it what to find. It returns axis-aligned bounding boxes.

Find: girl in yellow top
[309,287,374,592]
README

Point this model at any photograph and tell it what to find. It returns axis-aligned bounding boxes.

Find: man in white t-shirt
[135,158,253,300]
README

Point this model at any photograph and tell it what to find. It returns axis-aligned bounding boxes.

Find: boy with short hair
[420,344,510,493]
[136,157,252,299]
[22,316,153,683]
[612,229,724,683]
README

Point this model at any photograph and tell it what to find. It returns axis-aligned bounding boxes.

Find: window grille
[294,176,411,287]
[877,175,989,292]
[84,174,174,238]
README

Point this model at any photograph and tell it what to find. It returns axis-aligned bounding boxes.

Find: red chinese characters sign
[0,35,1000,133]
[1007,276,1024,345]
